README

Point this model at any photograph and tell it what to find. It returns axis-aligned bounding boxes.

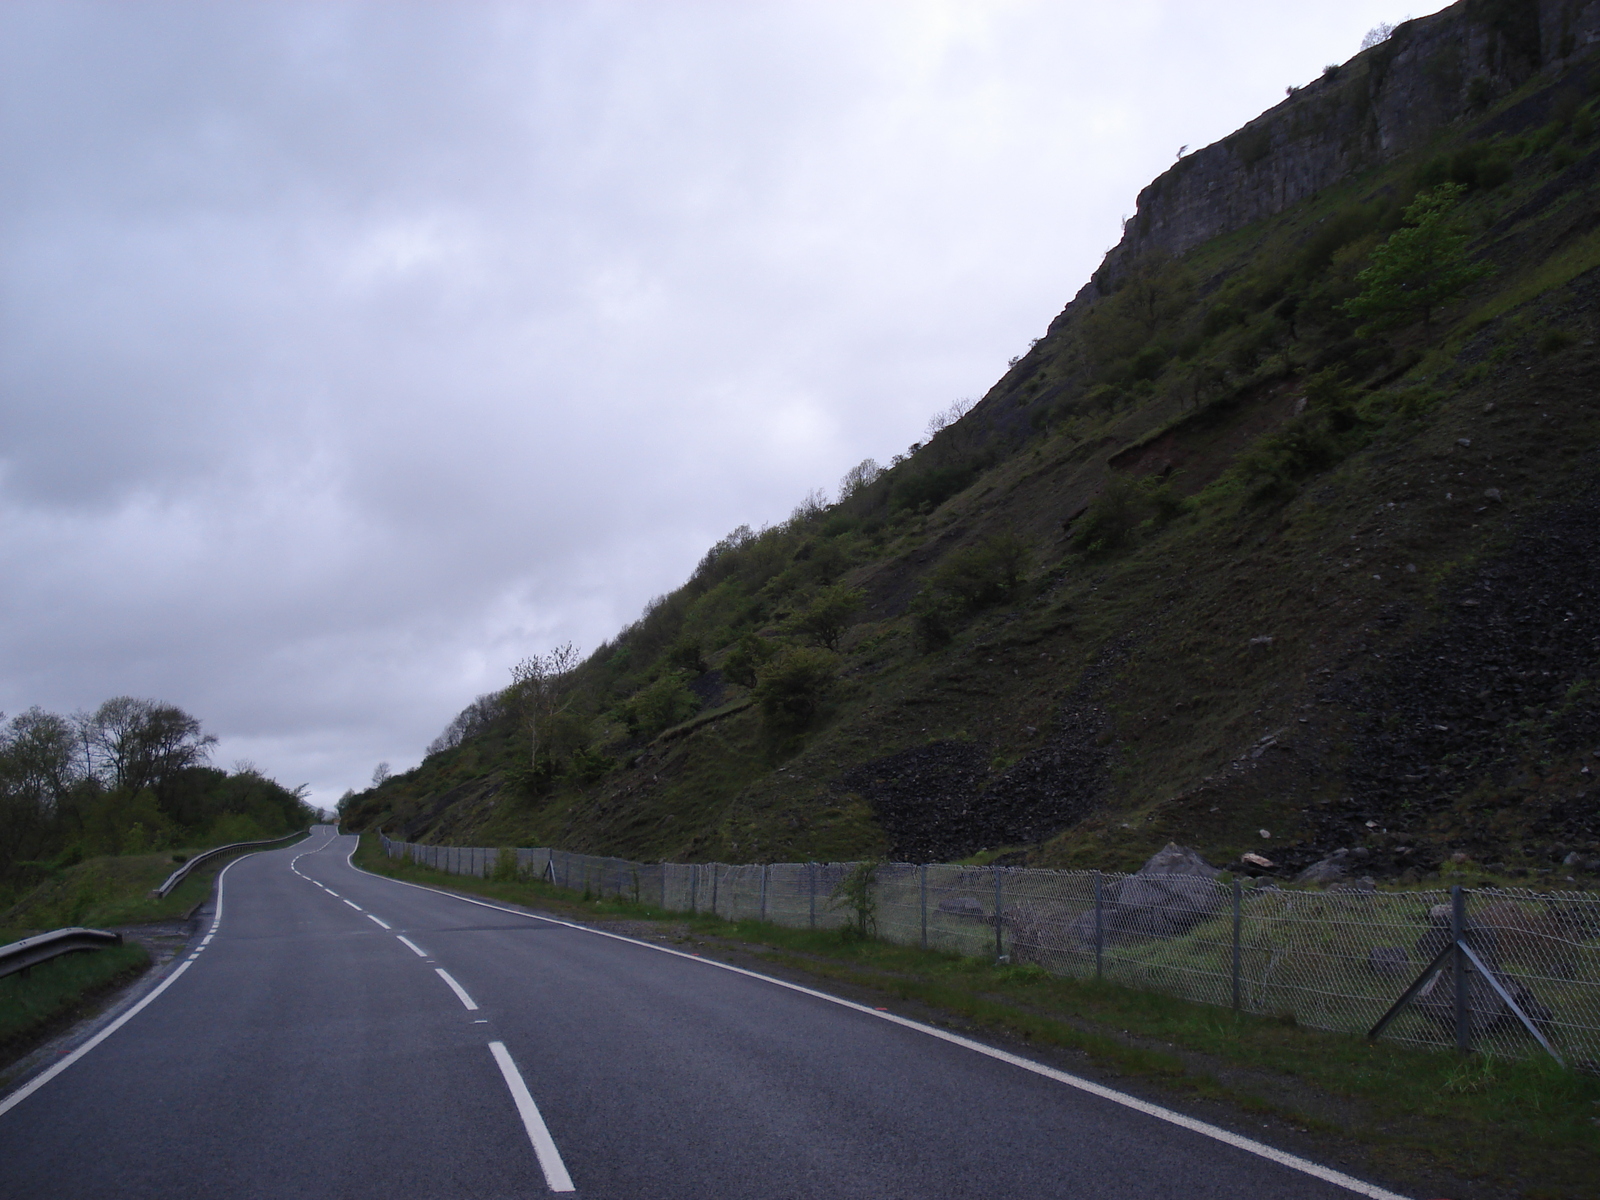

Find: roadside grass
[0,831,312,937]
[0,941,151,1061]
[357,834,1600,1199]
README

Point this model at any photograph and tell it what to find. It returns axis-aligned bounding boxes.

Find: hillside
[344,0,1600,887]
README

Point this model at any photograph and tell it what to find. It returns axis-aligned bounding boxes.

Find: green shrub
[492,847,524,882]
[790,585,864,650]
[1539,328,1577,356]
[566,744,617,783]
[665,636,707,675]
[909,587,961,651]
[830,860,880,940]
[753,647,839,728]
[624,672,700,738]
[890,463,979,512]
[928,533,1032,611]
[722,632,777,687]
[1342,183,1491,333]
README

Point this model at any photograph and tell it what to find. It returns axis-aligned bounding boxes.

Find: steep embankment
[345,0,1600,887]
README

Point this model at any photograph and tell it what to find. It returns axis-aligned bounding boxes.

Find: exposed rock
[1240,852,1275,868]
[1295,848,1359,886]
[1067,843,1225,950]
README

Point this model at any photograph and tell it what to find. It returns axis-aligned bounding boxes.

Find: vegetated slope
[345,0,1600,888]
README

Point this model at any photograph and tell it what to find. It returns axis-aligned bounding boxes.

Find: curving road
[0,828,1411,1199]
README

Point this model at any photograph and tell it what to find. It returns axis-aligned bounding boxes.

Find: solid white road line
[366,914,392,929]
[396,935,430,958]
[435,968,479,1011]
[0,852,253,1120]
[487,1041,575,1193]
[348,839,1412,1200]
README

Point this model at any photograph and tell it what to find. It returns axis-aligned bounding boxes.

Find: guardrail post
[1453,884,1470,1054]
[1231,877,1242,1012]
[919,864,928,951]
[1094,871,1104,981]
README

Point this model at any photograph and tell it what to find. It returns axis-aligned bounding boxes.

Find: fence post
[760,864,768,923]
[919,864,928,951]
[662,864,669,911]
[1094,871,1104,981]
[711,866,719,919]
[691,864,699,914]
[1452,884,1470,1054]
[1231,877,1242,1012]
[809,863,817,930]
[994,865,1004,961]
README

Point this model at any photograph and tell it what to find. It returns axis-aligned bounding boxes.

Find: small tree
[1342,183,1491,333]
[753,647,838,729]
[371,762,392,787]
[830,860,879,940]
[509,642,582,769]
[791,585,864,651]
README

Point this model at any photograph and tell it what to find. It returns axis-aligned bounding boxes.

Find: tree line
[0,696,315,905]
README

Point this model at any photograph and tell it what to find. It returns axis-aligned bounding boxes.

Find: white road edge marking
[396,935,429,958]
[0,843,256,1121]
[366,914,392,929]
[0,827,341,1120]
[435,968,480,1010]
[488,1041,575,1193]
[348,838,1411,1200]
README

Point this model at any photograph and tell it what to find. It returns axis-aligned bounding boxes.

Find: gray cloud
[0,0,1438,806]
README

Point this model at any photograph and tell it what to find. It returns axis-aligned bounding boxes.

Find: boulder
[1406,904,1553,1037]
[937,896,988,920]
[1070,843,1226,949]
[1295,848,1358,886]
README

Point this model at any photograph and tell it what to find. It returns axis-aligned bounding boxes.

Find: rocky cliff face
[1070,0,1600,307]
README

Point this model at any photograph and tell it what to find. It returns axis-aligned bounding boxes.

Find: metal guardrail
[0,927,123,981]
[151,828,311,898]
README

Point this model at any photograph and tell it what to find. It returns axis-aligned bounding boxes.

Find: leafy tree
[86,697,217,801]
[623,672,700,739]
[791,585,864,651]
[837,458,883,501]
[722,631,777,688]
[928,532,1032,610]
[753,647,838,729]
[1341,183,1491,333]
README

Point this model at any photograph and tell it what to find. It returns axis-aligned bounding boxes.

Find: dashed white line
[434,968,479,1011]
[488,1041,575,1193]
[325,889,340,897]
[366,914,392,929]
[396,936,429,958]
[354,857,1413,1200]
[342,899,362,911]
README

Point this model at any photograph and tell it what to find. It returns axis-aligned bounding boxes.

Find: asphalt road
[0,828,1412,1199]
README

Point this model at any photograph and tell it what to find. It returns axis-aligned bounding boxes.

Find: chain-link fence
[377,834,1600,1069]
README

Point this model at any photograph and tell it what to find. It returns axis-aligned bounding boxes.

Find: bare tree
[509,642,582,768]
[838,459,882,501]
[371,762,392,786]
[924,398,974,441]
[87,697,216,797]
[1361,22,1394,50]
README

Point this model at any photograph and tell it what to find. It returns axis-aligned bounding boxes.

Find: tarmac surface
[0,827,1411,1199]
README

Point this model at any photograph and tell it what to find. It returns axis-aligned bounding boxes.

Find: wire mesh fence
[377,834,1600,1069]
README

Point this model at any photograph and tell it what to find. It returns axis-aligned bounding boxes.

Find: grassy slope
[353,834,1600,1200]
[0,942,151,1062]
[0,833,311,939]
[347,50,1600,886]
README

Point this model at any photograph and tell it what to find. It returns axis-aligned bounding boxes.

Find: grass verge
[356,833,1599,1200]
[0,832,311,937]
[0,941,152,1064]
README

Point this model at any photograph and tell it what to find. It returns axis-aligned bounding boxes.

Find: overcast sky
[0,1,1441,809]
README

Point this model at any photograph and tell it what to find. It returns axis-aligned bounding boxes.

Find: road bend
[0,826,1410,1199]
